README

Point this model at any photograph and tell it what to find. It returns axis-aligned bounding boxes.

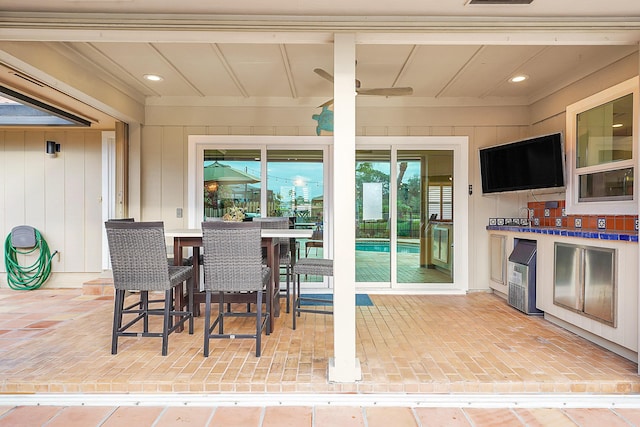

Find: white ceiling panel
[153,43,244,97]
[441,45,547,98]
[400,45,482,98]
[285,44,334,98]
[216,44,294,98]
[356,45,416,90]
[91,42,202,97]
[503,45,640,101]
[62,42,155,97]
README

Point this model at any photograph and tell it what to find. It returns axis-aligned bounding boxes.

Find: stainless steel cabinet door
[583,247,615,325]
[554,242,616,326]
[554,243,582,311]
[490,234,506,284]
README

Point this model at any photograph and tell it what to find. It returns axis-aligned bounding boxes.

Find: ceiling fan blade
[317,98,334,108]
[357,87,413,96]
[313,68,334,83]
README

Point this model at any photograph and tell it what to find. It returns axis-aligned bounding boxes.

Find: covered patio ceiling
[0,1,638,127]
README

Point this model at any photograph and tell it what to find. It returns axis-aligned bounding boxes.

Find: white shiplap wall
[0,129,103,287]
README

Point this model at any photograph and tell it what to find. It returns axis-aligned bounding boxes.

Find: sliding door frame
[355,136,469,293]
[187,134,468,293]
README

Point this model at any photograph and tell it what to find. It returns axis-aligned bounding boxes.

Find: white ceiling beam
[0,28,335,44]
[3,27,638,46]
[391,45,417,88]
[209,44,249,98]
[357,31,640,46]
[279,44,298,99]
[1,14,639,45]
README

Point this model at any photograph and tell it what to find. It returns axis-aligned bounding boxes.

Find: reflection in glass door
[355,150,390,283]
[266,150,324,222]
[397,150,453,284]
[203,149,261,220]
[266,150,325,265]
[199,145,328,288]
[355,149,454,285]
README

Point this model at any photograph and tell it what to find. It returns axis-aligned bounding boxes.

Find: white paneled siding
[0,129,103,287]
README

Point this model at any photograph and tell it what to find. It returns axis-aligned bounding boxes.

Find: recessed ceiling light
[612,123,624,128]
[143,74,163,82]
[509,75,528,83]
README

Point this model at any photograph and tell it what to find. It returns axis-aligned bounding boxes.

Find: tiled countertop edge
[486,225,639,242]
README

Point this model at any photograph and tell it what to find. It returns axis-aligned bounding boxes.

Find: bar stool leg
[293,272,299,330]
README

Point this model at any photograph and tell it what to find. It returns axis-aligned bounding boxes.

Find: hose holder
[10,225,37,249]
[4,225,57,290]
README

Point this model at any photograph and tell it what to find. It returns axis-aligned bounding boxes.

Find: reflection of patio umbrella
[204,161,260,191]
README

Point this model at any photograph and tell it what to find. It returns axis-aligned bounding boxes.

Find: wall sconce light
[46,140,60,157]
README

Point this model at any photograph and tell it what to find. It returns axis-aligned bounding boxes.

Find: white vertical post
[101,131,116,270]
[637,45,640,376]
[328,33,361,382]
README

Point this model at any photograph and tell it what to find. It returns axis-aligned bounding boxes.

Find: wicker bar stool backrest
[202,221,264,292]
[251,216,289,228]
[252,217,290,251]
[105,221,171,291]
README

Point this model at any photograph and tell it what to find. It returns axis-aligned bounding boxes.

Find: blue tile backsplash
[487,200,638,243]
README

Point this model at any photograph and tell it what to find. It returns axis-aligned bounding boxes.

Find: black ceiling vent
[467,0,533,4]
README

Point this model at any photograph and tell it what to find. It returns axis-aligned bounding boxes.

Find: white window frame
[188,135,332,230]
[565,77,639,215]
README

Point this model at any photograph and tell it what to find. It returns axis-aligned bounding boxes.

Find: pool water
[355,241,419,254]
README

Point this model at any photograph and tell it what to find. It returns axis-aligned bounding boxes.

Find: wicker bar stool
[292,257,333,330]
[253,217,294,313]
[105,221,194,356]
[201,221,271,357]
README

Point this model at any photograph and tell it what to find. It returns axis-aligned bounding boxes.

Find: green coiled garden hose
[4,228,57,290]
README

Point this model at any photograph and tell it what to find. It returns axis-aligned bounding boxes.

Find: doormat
[299,294,373,306]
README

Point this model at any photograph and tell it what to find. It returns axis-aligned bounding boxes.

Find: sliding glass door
[356,145,455,288]
[396,150,453,284]
[355,150,391,283]
[190,135,468,293]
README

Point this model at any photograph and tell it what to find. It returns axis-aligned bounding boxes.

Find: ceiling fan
[314,68,413,108]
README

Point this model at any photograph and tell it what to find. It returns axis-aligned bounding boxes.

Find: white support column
[637,44,640,376]
[328,33,361,383]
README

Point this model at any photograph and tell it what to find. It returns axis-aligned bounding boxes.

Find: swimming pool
[355,241,419,254]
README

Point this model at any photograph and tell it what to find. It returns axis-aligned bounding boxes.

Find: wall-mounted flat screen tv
[479,132,565,194]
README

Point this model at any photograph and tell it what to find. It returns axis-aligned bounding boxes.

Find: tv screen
[480,132,565,194]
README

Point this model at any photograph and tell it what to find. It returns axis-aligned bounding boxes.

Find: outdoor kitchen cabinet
[554,242,616,327]
[488,232,510,296]
[487,226,637,362]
